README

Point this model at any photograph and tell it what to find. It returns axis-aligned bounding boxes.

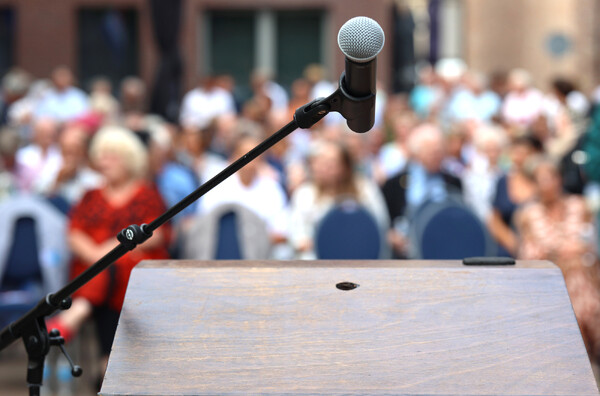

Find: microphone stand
[0,71,375,396]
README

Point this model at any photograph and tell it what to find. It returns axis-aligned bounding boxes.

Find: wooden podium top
[100,260,599,396]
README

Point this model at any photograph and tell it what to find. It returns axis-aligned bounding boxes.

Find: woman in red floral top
[48,126,170,361]
[517,158,600,364]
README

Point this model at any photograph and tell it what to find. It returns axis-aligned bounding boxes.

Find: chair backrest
[215,211,242,260]
[184,203,271,260]
[2,216,42,290]
[315,200,381,260]
[411,200,493,260]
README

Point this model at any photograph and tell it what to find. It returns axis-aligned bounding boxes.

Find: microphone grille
[337,16,385,63]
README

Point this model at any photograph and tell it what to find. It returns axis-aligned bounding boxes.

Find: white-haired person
[462,124,508,220]
[46,126,170,376]
[381,123,463,258]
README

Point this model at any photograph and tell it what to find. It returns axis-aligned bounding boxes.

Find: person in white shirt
[179,76,236,129]
[34,66,89,122]
[197,133,289,242]
[501,69,543,127]
[15,118,62,193]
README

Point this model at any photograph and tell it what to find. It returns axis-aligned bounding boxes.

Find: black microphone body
[345,57,377,98]
[341,57,377,133]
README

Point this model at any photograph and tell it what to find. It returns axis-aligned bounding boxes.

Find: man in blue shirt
[35,66,89,122]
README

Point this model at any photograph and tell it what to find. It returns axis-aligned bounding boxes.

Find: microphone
[336,16,385,133]
[293,16,384,132]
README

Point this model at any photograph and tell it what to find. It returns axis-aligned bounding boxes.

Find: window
[206,10,255,98]
[78,9,139,92]
[276,11,323,89]
[0,8,15,77]
[204,9,326,99]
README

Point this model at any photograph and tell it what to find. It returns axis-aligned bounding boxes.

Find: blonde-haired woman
[47,126,170,376]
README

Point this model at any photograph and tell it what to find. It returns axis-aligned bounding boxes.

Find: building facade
[0,0,392,94]
[0,0,597,96]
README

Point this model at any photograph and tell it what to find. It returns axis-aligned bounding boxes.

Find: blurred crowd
[2,59,600,385]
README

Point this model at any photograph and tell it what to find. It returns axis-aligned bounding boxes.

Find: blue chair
[0,216,43,328]
[215,211,242,260]
[410,200,494,260]
[315,200,381,260]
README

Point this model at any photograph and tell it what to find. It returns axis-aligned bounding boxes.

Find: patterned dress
[518,195,600,360]
[69,182,170,311]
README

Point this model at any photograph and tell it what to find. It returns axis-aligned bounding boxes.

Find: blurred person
[35,66,89,122]
[344,124,379,178]
[501,68,543,128]
[488,70,509,100]
[178,124,227,185]
[214,74,243,112]
[381,124,462,257]
[48,123,102,205]
[304,63,335,100]
[462,124,508,220]
[409,64,439,119]
[290,139,388,259]
[14,117,62,193]
[374,80,388,129]
[148,121,197,229]
[288,78,312,118]
[196,132,289,246]
[206,113,241,158]
[241,95,271,125]
[0,126,20,199]
[516,158,600,363]
[6,79,52,137]
[431,58,466,127]
[487,135,539,256]
[46,126,170,378]
[179,75,236,130]
[441,124,468,178]
[384,94,412,126]
[543,78,588,161]
[120,76,147,114]
[89,76,119,120]
[250,69,288,112]
[446,71,501,123]
[0,68,31,125]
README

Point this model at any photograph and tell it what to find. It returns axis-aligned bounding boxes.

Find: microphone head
[337,16,385,63]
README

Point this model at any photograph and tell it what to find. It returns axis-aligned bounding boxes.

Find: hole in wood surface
[336,282,359,291]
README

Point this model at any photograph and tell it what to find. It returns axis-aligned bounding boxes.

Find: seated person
[516,158,600,364]
[381,124,462,257]
[289,139,389,259]
[46,126,171,379]
[195,131,289,250]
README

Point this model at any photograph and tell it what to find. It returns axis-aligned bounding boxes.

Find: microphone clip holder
[294,71,376,133]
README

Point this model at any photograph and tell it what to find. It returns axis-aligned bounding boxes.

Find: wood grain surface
[100,260,599,396]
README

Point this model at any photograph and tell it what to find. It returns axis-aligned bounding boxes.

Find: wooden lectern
[100,260,599,396]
